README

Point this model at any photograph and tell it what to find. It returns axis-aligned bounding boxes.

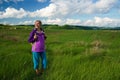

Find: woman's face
[35,21,41,29]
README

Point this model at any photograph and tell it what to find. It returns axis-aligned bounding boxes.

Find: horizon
[0,0,120,27]
[0,23,120,28]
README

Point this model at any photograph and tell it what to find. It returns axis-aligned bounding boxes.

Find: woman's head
[34,20,42,29]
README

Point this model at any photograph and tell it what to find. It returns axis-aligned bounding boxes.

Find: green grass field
[0,28,120,80]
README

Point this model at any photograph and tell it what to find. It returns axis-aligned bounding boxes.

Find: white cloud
[0,0,3,4]
[28,0,119,19]
[0,0,119,18]
[18,20,33,25]
[43,18,81,25]
[83,17,120,27]
[5,0,24,2]
[84,0,117,14]
[14,0,24,3]
[31,0,119,18]
[0,7,27,19]
[43,18,62,25]
[50,0,118,15]
[29,4,57,18]
[0,0,24,4]
[0,0,120,27]
[119,9,120,13]
[1,16,120,27]
[66,19,81,25]
[0,20,33,25]
[43,17,120,27]
[4,0,9,2]
[37,0,46,3]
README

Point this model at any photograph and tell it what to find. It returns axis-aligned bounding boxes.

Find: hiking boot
[35,69,40,75]
[40,68,44,74]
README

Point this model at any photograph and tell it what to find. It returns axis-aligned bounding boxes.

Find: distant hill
[0,24,120,30]
[43,24,120,30]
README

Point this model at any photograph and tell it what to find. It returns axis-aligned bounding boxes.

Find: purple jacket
[28,29,46,52]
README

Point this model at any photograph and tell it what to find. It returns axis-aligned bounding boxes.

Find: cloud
[0,0,24,4]
[0,7,27,19]
[0,4,57,19]
[118,8,120,13]
[81,0,118,14]
[37,0,47,3]
[5,0,24,2]
[43,17,120,27]
[27,0,119,19]
[0,0,3,4]
[42,18,81,25]
[65,19,81,25]
[0,0,120,27]
[43,18,62,25]
[18,20,33,25]
[50,0,118,15]
[1,16,120,27]
[0,0,119,18]
[29,4,57,17]
[83,17,120,27]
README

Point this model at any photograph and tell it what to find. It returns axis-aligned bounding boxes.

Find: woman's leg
[40,51,47,70]
[32,52,40,70]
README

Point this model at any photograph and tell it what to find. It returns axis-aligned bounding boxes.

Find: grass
[0,28,120,80]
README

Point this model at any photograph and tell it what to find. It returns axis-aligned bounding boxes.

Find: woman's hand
[34,33,37,40]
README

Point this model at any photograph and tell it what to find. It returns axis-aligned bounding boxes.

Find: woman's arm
[28,29,37,43]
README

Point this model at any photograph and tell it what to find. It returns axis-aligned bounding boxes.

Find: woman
[28,20,47,75]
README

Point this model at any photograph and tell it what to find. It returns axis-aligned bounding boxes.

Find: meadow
[0,27,120,80]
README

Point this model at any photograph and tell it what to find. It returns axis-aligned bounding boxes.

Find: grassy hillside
[0,27,120,80]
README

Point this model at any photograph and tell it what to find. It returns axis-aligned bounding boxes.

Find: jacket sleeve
[44,34,47,40]
[28,29,37,43]
[42,29,47,40]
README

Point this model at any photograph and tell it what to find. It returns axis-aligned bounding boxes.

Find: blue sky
[0,0,120,27]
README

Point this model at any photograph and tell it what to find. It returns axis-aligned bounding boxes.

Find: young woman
[28,20,47,75]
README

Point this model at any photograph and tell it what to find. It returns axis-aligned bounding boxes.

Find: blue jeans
[32,51,47,70]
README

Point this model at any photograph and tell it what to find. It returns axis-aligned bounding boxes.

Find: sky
[0,0,120,27]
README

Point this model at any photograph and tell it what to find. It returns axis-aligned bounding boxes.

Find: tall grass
[0,28,120,80]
